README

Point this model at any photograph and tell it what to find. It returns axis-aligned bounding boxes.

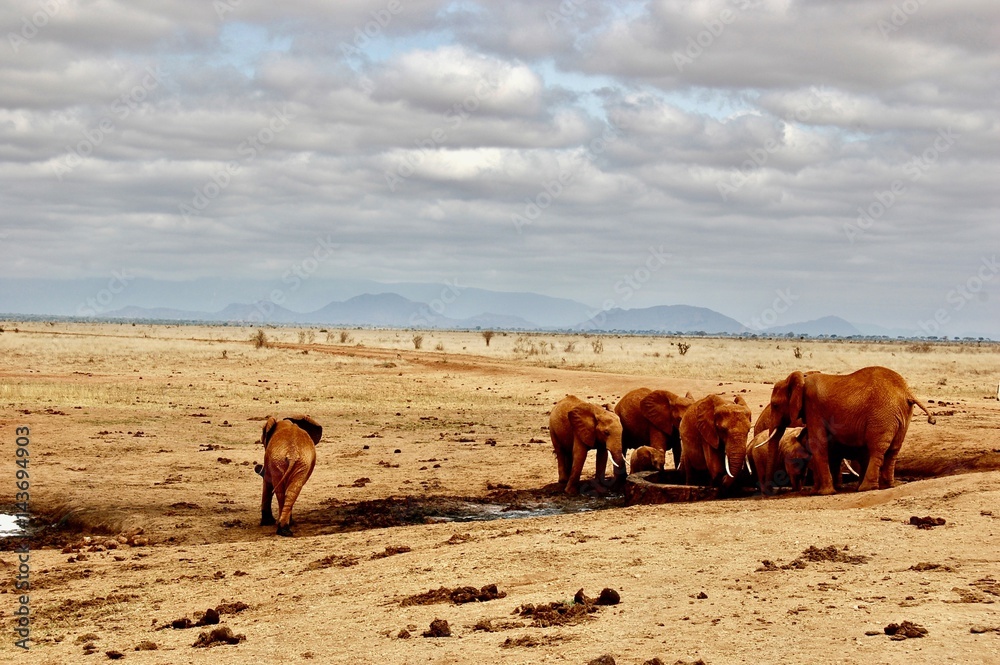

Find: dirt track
[2,325,999,664]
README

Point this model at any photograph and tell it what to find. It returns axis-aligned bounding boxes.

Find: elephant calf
[629,446,666,474]
[747,427,810,493]
[258,415,322,537]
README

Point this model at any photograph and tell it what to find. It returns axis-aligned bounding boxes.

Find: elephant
[747,427,810,492]
[629,446,666,474]
[754,371,819,435]
[615,388,694,469]
[678,394,752,490]
[257,415,322,536]
[765,366,935,495]
[549,395,627,496]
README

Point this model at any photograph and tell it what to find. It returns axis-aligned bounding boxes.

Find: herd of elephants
[256,365,935,536]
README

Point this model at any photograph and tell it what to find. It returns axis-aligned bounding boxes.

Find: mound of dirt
[401,584,506,606]
[910,516,946,529]
[192,626,245,647]
[884,621,928,640]
[515,596,600,628]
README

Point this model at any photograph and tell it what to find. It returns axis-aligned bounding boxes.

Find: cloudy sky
[2,0,998,335]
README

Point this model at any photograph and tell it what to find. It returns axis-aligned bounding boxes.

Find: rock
[587,655,616,665]
[397,629,411,639]
[597,588,621,606]
[195,608,220,626]
[192,626,245,647]
[105,650,125,659]
[422,619,451,638]
[134,641,157,651]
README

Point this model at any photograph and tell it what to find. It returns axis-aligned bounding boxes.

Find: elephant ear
[695,398,722,449]
[567,406,597,448]
[787,371,806,427]
[640,390,681,434]
[285,415,322,445]
[261,416,278,448]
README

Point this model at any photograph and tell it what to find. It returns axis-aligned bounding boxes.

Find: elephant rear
[259,415,322,537]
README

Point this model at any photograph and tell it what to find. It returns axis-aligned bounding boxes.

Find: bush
[251,329,268,349]
[412,334,424,349]
[482,330,494,347]
[677,342,690,356]
[591,339,604,354]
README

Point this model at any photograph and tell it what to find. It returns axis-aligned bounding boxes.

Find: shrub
[591,339,604,354]
[677,342,690,356]
[251,329,268,349]
[482,330,495,347]
[412,334,424,349]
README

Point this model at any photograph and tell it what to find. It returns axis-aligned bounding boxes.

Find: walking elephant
[549,395,627,496]
[765,366,935,495]
[615,388,694,469]
[257,415,322,536]
[678,394,752,490]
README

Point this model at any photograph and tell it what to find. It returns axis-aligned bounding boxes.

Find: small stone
[597,588,621,606]
[696,591,708,599]
[970,625,991,634]
[397,629,411,639]
[105,650,125,660]
[134,641,157,651]
[422,619,450,638]
[587,655,616,665]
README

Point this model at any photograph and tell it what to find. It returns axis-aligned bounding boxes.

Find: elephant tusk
[725,456,734,479]
[745,458,752,474]
[844,460,859,477]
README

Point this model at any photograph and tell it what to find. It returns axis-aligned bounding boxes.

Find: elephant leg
[879,428,907,489]
[260,478,276,526]
[594,444,608,486]
[829,450,845,491]
[564,440,589,496]
[808,427,836,495]
[859,435,893,492]
[556,449,572,486]
[665,431,682,470]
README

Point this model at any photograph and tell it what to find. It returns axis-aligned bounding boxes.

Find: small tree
[677,342,690,356]
[482,330,495,347]
[412,334,424,349]
[591,338,604,354]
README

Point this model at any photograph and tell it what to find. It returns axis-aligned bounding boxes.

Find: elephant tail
[272,459,299,493]
[908,393,936,425]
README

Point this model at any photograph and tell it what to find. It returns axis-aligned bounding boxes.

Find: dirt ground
[1,323,999,664]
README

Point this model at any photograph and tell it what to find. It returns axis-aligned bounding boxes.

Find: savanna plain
[2,322,1000,664]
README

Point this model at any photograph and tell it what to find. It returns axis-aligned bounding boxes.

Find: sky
[1,0,998,336]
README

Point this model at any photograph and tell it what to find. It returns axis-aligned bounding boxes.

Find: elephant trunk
[722,447,747,488]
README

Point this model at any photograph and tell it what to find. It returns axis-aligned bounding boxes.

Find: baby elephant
[747,427,810,493]
[629,446,666,474]
[257,415,322,537]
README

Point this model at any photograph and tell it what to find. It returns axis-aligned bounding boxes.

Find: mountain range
[99,292,911,338]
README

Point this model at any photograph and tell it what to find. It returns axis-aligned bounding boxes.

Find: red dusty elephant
[615,388,694,470]
[765,366,935,495]
[549,395,627,496]
[256,415,322,536]
[678,394,752,491]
